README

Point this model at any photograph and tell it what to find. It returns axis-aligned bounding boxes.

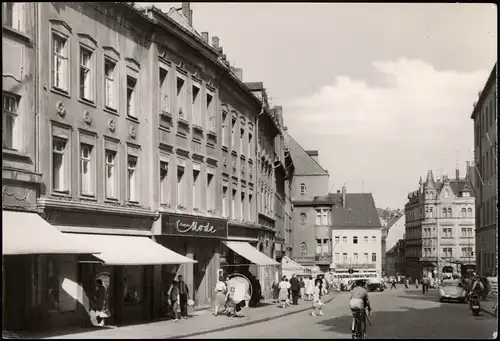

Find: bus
[330,272,380,291]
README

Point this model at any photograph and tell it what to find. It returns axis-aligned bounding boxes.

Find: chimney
[181,2,192,26]
[341,185,346,208]
[212,36,219,49]
[306,150,319,163]
[201,32,209,43]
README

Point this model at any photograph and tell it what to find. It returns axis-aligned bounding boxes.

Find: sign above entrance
[162,214,228,239]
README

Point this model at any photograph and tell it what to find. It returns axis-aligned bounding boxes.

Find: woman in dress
[311,281,324,317]
[305,275,315,301]
[213,276,227,316]
[278,276,290,308]
[168,280,181,322]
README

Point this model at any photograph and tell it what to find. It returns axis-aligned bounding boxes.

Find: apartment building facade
[2,2,283,332]
[471,63,497,277]
[404,169,476,280]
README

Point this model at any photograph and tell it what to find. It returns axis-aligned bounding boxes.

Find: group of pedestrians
[163,275,191,322]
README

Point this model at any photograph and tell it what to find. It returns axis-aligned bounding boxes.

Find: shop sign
[162,214,228,239]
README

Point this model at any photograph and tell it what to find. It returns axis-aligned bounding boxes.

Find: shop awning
[222,241,279,266]
[64,233,196,266]
[2,211,101,255]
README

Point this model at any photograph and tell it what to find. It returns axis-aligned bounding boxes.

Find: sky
[146,2,497,209]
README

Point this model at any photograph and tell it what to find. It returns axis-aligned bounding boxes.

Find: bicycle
[352,308,370,339]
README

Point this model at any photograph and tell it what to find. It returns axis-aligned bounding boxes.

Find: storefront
[156,213,228,310]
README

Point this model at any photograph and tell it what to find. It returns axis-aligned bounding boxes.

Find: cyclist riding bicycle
[349,280,372,335]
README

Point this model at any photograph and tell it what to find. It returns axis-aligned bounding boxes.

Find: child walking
[311,281,324,316]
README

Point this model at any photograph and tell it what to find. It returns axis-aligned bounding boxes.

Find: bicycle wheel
[352,316,359,339]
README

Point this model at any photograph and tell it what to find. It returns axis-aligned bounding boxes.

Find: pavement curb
[165,295,337,339]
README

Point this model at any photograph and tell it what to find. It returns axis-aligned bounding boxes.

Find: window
[222,112,228,147]
[353,236,358,244]
[52,32,69,92]
[364,253,369,263]
[461,208,466,218]
[353,253,358,262]
[104,59,117,109]
[231,117,237,149]
[105,150,118,199]
[248,194,253,221]
[80,144,95,196]
[192,84,201,125]
[364,236,368,244]
[447,208,452,218]
[322,239,329,254]
[231,189,237,218]
[206,172,215,212]
[300,242,307,254]
[430,207,434,217]
[342,236,347,244]
[300,183,306,196]
[177,165,185,207]
[2,3,25,32]
[159,67,170,113]
[240,192,245,221]
[160,161,170,205]
[79,47,94,102]
[321,210,329,225]
[176,77,186,117]
[372,253,376,262]
[2,92,19,149]
[222,185,228,217]
[46,258,78,312]
[316,239,322,254]
[248,133,253,160]
[192,168,200,210]
[240,128,245,155]
[315,210,321,225]
[300,213,307,223]
[442,208,447,218]
[127,76,137,117]
[206,92,215,131]
[343,253,348,262]
[372,236,376,244]
[52,137,68,192]
[335,253,340,262]
[127,155,138,202]
[334,236,340,244]
[123,266,144,305]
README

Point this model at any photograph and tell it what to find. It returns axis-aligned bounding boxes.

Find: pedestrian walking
[213,276,227,316]
[415,278,419,289]
[299,278,306,299]
[311,281,324,317]
[422,277,429,295]
[177,275,190,319]
[315,276,323,299]
[278,276,290,308]
[290,274,300,305]
[391,279,397,290]
[405,278,409,289]
[272,280,279,303]
[168,280,181,322]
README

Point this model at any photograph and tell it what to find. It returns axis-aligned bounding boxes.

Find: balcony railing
[191,139,203,155]
[175,133,188,150]
[315,253,332,263]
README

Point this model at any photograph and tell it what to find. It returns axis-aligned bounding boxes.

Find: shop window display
[123,266,144,304]
[46,257,78,312]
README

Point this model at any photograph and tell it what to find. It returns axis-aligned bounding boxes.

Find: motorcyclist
[470,275,484,310]
[349,280,372,335]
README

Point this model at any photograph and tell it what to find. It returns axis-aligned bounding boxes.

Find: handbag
[187,299,194,306]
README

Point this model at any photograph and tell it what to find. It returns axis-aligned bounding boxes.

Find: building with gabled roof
[404,167,476,281]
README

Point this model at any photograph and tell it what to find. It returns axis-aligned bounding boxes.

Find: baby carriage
[225,274,252,318]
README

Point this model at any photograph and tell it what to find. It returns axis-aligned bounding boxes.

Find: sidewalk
[481,296,498,316]
[30,293,339,339]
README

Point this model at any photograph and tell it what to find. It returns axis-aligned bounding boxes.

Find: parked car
[439,279,467,303]
[367,278,385,292]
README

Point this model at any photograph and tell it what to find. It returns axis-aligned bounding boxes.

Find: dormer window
[300,183,306,196]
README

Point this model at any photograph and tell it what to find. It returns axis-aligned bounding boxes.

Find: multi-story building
[283,132,333,273]
[2,2,283,332]
[386,238,406,278]
[382,213,406,275]
[404,169,476,281]
[471,62,497,277]
[331,191,383,276]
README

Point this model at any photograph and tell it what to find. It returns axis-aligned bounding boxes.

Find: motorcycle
[469,292,481,316]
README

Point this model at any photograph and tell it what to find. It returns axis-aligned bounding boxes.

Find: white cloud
[284,59,490,208]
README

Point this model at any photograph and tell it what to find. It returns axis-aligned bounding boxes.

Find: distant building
[383,214,406,276]
[386,238,406,278]
[470,62,497,276]
[404,169,476,280]
[331,192,383,276]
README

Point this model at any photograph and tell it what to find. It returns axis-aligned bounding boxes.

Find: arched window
[300,183,306,195]
[447,208,452,218]
[442,208,448,218]
[461,208,467,218]
[300,242,307,254]
[467,208,473,218]
[300,213,307,223]
[425,207,429,218]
